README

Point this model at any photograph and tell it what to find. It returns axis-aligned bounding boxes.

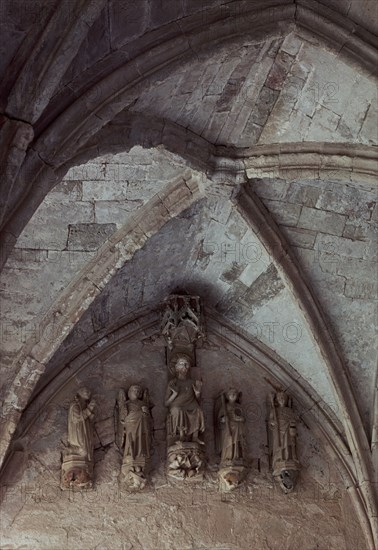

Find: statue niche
[165,354,205,479]
[269,391,300,493]
[115,384,153,491]
[61,387,95,490]
[161,294,206,480]
[214,388,247,491]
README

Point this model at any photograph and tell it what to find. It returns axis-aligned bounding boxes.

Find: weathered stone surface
[0,338,364,550]
[67,223,117,251]
[315,234,367,259]
[298,207,346,236]
[263,199,302,226]
[282,226,317,249]
[1,3,377,547]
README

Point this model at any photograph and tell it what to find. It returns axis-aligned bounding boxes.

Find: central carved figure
[165,354,205,446]
[165,353,205,479]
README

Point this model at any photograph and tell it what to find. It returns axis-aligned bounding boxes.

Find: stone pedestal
[167,442,205,480]
[273,459,300,493]
[120,456,149,491]
[218,463,246,492]
[61,454,93,490]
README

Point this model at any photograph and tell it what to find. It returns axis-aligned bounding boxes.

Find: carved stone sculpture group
[61,295,300,493]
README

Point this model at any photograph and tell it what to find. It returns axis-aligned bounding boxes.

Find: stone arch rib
[1,110,376,270]
[1,2,377,245]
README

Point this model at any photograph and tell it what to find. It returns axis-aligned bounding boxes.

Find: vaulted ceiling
[0,1,377,548]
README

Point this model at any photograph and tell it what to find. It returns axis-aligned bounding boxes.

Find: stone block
[16,201,94,250]
[250,179,290,200]
[315,234,367,259]
[242,263,284,307]
[315,189,373,219]
[82,180,129,201]
[66,162,105,181]
[343,220,375,242]
[290,58,311,81]
[95,200,143,226]
[265,51,293,91]
[345,280,378,300]
[238,256,270,287]
[286,182,322,207]
[336,257,377,282]
[311,106,341,132]
[225,209,248,242]
[206,111,230,144]
[251,86,279,126]
[294,75,318,118]
[267,38,283,58]
[283,227,317,249]
[206,197,233,225]
[216,76,246,112]
[67,223,116,251]
[339,97,370,141]
[263,199,302,226]
[52,180,82,200]
[282,108,312,142]
[220,262,246,284]
[237,119,263,146]
[281,33,302,56]
[215,280,248,315]
[298,207,346,236]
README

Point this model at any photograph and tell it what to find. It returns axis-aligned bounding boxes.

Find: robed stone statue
[214,388,246,491]
[115,384,152,490]
[61,387,95,489]
[165,353,205,478]
[269,391,300,493]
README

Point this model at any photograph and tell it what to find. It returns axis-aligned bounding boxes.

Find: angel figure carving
[115,384,152,490]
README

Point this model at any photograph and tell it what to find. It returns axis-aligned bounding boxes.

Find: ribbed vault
[0,1,377,548]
